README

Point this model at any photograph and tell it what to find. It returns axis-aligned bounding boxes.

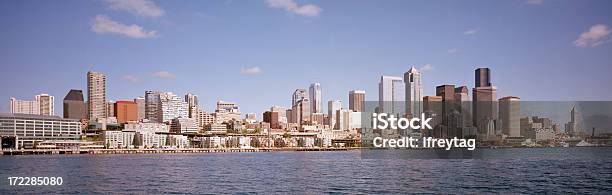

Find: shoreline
[2,146,611,156]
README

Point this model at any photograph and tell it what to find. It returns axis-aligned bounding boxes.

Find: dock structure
[1,147,360,155]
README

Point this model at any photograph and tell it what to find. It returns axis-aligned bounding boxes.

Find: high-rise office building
[475,68,491,88]
[184,93,199,118]
[87,71,107,120]
[145,91,188,123]
[378,76,405,114]
[270,106,287,124]
[472,68,497,134]
[63,89,87,120]
[292,89,307,107]
[134,96,145,121]
[35,94,54,116]
[309,83,322,114]
[145,91,162,122]
[349,90,365,112]
[328,100,342,129]
[565,106,581,136]
[9,98,39,115]
[263,111,280,129]
[107,101,115,117]
[499,96,520,137]
[291,98,310,125]
[115,100,138,124]
[404,67,422,117]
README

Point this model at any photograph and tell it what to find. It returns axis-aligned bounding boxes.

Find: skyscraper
[134,96,145,121]
[35,94,54,116]
[499,96,520,137]
[309,83,322,114]
[87,71,107,120]
[404,66,422,118]
[472,68,497,135]
[378,76,405,114]
[184,93,199,118]
[145,91,162,122]
[328,100,342,129]
[263,111,280,129]
[349,90,365,112]
[63,89,87,120]
[475,68,491,88]
[292,89,307,107]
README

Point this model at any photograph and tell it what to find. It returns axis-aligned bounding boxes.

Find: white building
[379,75,405,114]
[124,122,169,133]
[328,100,342,129]
[171,117,198,133]
[9,98,39,115]
[0,113,81,149]
[404,67,422,117]
[144,91,188,123]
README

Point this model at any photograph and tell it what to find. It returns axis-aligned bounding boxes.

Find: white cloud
[104,0,165,18]
[526,0,544,5]
[448,48,460,54]
[240,66,263,75]
[463,29,479,35]
[265,0,322,17]
[152,71,175,78]
[574,24,611,48]
[420,64,433,72]
[122,75,141,83]
[91,15,157,38]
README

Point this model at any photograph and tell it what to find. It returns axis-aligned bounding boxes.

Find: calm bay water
[1,148,612,194]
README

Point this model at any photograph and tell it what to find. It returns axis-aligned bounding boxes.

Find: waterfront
[1,148,612,194]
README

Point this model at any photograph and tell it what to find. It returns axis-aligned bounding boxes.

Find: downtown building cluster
[1,67,595,150]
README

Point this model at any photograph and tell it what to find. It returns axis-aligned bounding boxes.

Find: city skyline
[1,0,612,116]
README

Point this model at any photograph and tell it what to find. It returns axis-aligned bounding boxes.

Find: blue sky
[0,0,611,117]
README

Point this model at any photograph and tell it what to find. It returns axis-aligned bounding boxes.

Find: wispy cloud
[463,29,479,35]
[152,71,175,78]
[240,66,263,75]
[91,15,157,38]
[122,75,141,83]
[448,48,460,54]
[104,0,165,18]
[420,64,433,72]
[574,24,611,48]
[265,0,322,17]
[525,0,544,5]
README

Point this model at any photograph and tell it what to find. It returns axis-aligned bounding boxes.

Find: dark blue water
[1,148,612,194]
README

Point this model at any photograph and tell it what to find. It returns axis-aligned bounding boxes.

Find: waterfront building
[499,96,521,137]
[63,89,87,120]
[115,101,138,124]
[349,90,365,112]
[195,110,215,129]
[378,75,405,114]
[0,113,81,149]
[87,71,107,121]
[245,113,257,124]
[205,123,227,133]
[124,122,169,133]
[404,67,422,118]
[335,109,351,130]
[309,83,322,114]
[215,101,241,122]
